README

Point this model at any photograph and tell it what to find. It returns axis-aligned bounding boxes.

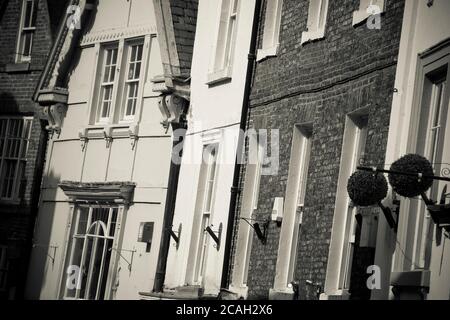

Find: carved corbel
[78,128,88,151]
[157,94,188,130]
[44,103,68,137]
[103,126,113,148]
[128,124,139,149]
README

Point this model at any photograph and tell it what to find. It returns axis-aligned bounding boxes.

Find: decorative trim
[59,181,136,204]
[80,25,157,47]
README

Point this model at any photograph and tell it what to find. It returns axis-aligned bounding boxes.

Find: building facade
[375,0,450,300]
[226,0,405,300]
[0,0,65,299]
[25,0,197,300]
[149,0,260,299]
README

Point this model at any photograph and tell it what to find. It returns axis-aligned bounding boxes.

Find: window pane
[24,0,34,28]
[22,32,33,57]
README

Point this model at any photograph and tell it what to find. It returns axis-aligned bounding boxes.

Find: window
[411,70,448,269]
[207,0,240,84]
[257,0,283,61]
[288,125,312,283]
[243,141,264,285]
[352,0,385,26]
[62,206,120,300]
[0,246,8,292]
[0,117,32,201]
[97,46,119,123]
[121,42,144,121]
[338,114,368,290]
[324,112,368,296]
[193,145,219,284]
[16,0,37,62]
[273,124,312,292]
[301,0,329,45]
[91,38,148,125]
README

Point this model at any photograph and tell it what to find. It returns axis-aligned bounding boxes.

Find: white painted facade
[163,0,256,297]
[25,0,172,300]
[373,0,450,300]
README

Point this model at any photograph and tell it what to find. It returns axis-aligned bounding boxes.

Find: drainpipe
[153,96,188,293]
[220,0,263,290]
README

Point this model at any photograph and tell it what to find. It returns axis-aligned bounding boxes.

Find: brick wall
[229,0,405,300]
[0,0,62,299]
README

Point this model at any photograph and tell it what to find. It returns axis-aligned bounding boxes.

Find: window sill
[5,62,30,73]
[206,66,232,86]
[390,270,430,288]
[256,45,279,62]
[301,28,325,45]
[80,123,139,140]
[319,290,351,300]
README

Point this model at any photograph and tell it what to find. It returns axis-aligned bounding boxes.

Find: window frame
[0,116,33,202]
[89,36,150,127]
[301,0,329,45]
[257,0,284,62]
[16,0,37,63]
[192,143,220,285]
[61,204,123,300]
[207,0,241,85]
[324,111,369,297]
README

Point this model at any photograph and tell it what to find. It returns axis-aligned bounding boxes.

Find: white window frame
[96,44,120,124]
[0,245,8,292]
[257,0,283,62]
[352,0,385,26]
[61,205,123,300]
[192,144,220,285]
[119,39,145,122]
[410,74,448,270]
[0,117,33,202]
[393,46,450,275]
[272,124,312,293]
[89,36,150,126]
[207,0,240,85]
[324,111,368,297]
[301,0,329,45]
[16,0,37,63]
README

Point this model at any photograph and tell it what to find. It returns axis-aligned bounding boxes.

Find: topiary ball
[388,154,434,198]
[347,171,388,207]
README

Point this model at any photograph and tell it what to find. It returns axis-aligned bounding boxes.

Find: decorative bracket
[110,247,136,272]
[43,103,68,137]
[242,217,270,244]
[32,243,58,266]
[157,94,188,130]
[205,223,222,251]
[78,128,88,150]
[103,126,113,148]
[168,223,182,249]
[128,124,139,150]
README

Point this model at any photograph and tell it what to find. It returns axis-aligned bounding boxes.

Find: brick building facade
[227,0,405,300]
[0,0,65,299]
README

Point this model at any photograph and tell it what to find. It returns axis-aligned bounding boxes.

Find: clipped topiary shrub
[347,170,388,207]
[388,154,434,198]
